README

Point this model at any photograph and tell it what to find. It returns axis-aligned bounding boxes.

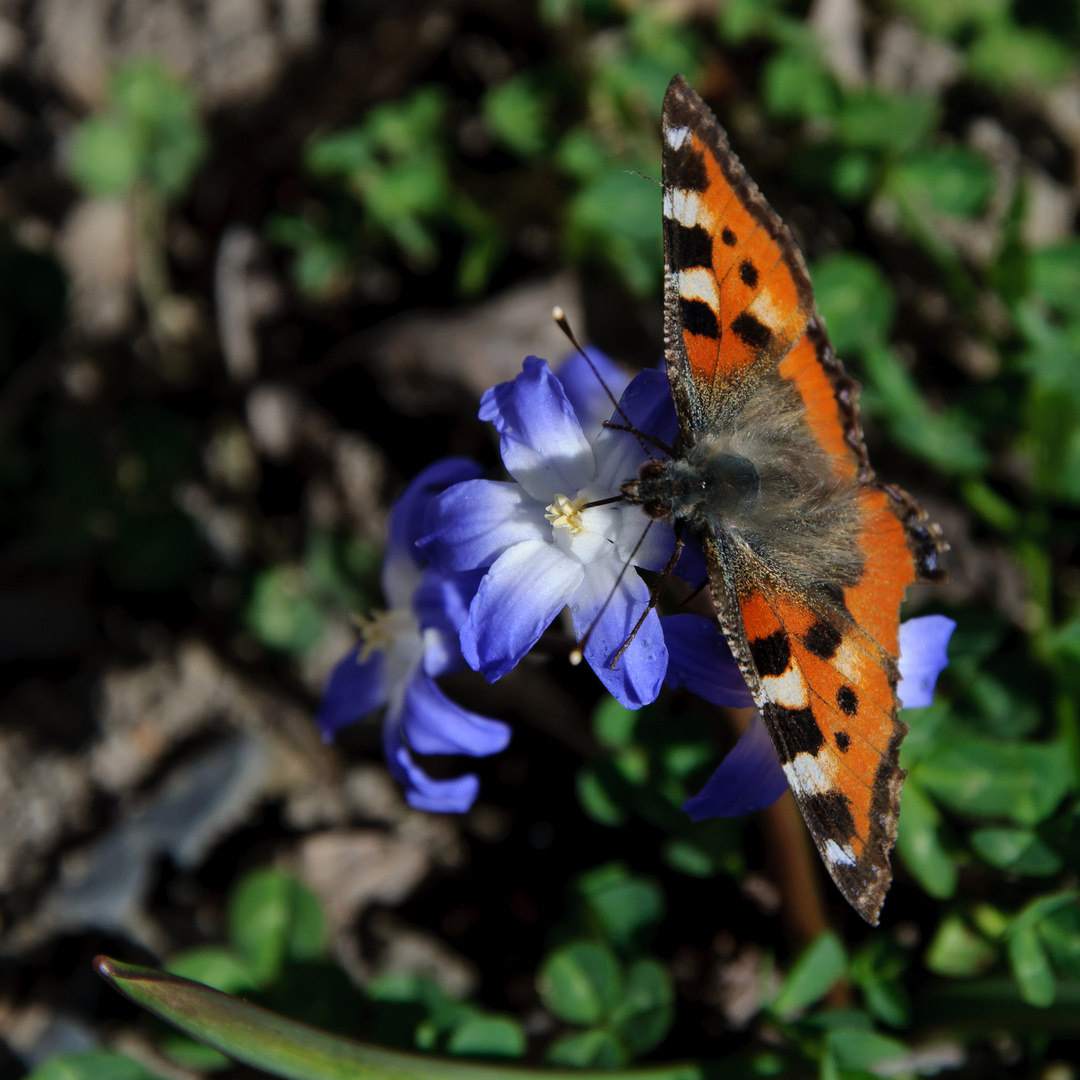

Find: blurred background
[2,0,1080,1077]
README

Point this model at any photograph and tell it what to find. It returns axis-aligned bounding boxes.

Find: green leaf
[565,169,663,296]
[537,940,623,1026]
[834,92,938,155]
[770,931,847,1018]
[244,566,326,654]
[811,253,894,354]
[482,75,551,158]
[26,1052,161,1080]
[891,147,995,217]
[1009,926,1056,1007]
[825,1030,908,1073]
[859,345,989,475]
[611,958,675,1056]
[545,1030,625,1069]
[96,957,701,1080]
[762,46,837,121]
[576,768,630,827]
[445,1015,526,1058]
[970,827,1062,876]
[916,737,1074,826]
[925,914,997,977]
[577,863,665,948]
[69,117,142,196]
[166,947,259,995]
[158,1032,233,1072]
[1040,905,1080,980]
[593,697,637,749]
[228,868,325,985]
[1031,240,1080,320]
[968,23,1073,91]
[896,775,958,899]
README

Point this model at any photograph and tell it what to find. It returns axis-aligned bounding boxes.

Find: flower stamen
[354,608,415,661]
[545,493,588,535]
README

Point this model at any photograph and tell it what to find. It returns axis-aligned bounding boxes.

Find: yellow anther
[545,493,587,535]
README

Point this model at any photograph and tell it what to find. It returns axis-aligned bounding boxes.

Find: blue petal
[383,719,480,814]
[573,553,667,709]
[662,614,755,708]
[683,712,788,820]
[389,457,485,558]
[618,367,680,448]
[556,347,630,441]
[897,614,956,709]
[674,537,708,585]
[461,538,583,681]
[479,357,594,502]
[400,673,512,756]
[413,568,486,678]
[317,646,387,740]
[419,479,547,572]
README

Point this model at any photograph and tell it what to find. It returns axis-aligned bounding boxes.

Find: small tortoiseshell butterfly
[623,76,947,924]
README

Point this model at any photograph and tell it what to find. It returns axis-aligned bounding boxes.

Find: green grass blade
[95,957,700,1080]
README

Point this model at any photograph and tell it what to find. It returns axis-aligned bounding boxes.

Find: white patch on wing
[663,187,704,229]
[760,665,809,708]
[676,267,719,310]
[782,751,832,796]
[665,125,690,151]
[831,639,863,685]
[747,288,785,331]
[824,839,857,867]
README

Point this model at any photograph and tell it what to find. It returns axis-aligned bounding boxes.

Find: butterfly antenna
[552,307,657,460]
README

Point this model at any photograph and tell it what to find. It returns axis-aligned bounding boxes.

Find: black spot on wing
[721,227,737,247]
[750,630,790,678]
[730,311,772,349]
[803,620,842,660]
[836,686,858,716]
[803,791,856,842]
[763,703,824,762]
[665,219,713,272]
[680,298,720,339]
[674,148,708,191]
[739,260,759,287]
[834,730,851,752]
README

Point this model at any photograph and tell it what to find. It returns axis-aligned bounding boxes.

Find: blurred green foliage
[69,60,207,199]
[244,531,381,656]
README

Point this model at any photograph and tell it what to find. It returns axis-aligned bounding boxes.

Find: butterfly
[622,76,947,924]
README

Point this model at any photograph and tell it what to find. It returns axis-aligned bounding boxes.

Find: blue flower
[669,613,957,820]
[421,356,681,709]
[318,458,512,814]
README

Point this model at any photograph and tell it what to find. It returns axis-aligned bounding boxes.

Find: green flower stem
[95,957,701,1080]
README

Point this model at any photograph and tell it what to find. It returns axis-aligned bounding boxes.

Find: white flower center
[545,492,588,535]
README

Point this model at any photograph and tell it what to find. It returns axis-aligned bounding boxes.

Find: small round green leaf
[770,931,847,1018]
[446,1015,526,1058]
[228,867,325,985]
[611,958,675,1055]
[537,940,623,1026]
[545,1029,625,1069]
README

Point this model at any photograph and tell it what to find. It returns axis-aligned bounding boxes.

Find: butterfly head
[622,446,760,529]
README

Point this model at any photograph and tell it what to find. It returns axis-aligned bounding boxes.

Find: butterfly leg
[610,526,686,666]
